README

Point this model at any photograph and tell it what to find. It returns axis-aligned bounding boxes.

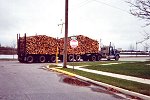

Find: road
[0,61,133,100]
[119,56,150,61]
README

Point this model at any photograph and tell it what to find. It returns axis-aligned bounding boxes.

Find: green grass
[83,61,150,79]
[61,68,150,96]
[67,61,125,66]
[48,64,60,68]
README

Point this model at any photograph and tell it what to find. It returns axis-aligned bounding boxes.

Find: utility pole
[63,0,69,68]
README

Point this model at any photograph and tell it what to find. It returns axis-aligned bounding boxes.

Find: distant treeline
[0,46,17,55]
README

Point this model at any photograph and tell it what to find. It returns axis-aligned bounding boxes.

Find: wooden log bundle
[19,35,99,55]
[19,35,57,54]
[58,35,99,55]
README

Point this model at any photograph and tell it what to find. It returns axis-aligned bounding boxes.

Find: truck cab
[100,46,120,61]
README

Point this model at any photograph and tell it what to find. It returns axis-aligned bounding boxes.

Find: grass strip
[67,61,126,66]
[83,61,150,79]
[48,64,60,68]
[61,68,150,96]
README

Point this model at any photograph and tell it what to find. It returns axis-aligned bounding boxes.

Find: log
[58,35,99,55]
[19,35,58,54]
[19,35,99,55]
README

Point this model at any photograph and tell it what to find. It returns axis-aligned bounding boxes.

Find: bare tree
[143,43,149,51]
[127,0,150,26]
[11,40,16,59]
[129,44,135,50]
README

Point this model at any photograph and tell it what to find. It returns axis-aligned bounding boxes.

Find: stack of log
[58,35,99,55]
[19,35,99,55]
[19,35,57,54]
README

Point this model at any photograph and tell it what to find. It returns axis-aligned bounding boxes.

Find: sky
[0,0,150,50]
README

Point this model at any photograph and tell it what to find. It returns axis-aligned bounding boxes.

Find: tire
[68,55,74,62]
[18,57,24,63]
[90,55,96,61]
[107,58,110,61]
[115,55,119,61]
[39,56,46,63]
[75,55,80,62]
[26,55,34,63]
[59,55,63,62]
[50,55,56,63]
[83,57,88,61]
[97,55,102,61]
[19,59,24,63]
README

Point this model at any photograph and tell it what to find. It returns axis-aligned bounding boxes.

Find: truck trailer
[17,34,120,63]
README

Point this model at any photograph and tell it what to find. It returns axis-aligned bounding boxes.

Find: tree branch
[126,0,150,26]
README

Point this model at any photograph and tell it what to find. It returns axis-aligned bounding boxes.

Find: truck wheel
[39,56,46,63]
[83,57,88,61]
[26,55,34,63]
[50,55,56,63]
[18,57,24,63]
[115,55,119,61]
[59,55,63,62]
[68,55,74,62]
[107,58,110,61]
[97,55,102,61]
[90,55,96,61]
[19,59,24,63]
[75,55,80,62]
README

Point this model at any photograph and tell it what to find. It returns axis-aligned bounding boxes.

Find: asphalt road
[0,61,132,100]
[119,56,150,61]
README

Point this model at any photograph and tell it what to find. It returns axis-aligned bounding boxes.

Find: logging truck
[17,34,120,63]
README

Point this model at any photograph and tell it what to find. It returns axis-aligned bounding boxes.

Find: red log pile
[19,35,57,54]
[19,35,99,55]
[58,35,99,55]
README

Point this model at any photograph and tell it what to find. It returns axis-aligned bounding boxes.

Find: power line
[79,0,93,7]
[94,0,130,14]
[70,0,93,10]
[71,0,130,15]
[93,0,130,14]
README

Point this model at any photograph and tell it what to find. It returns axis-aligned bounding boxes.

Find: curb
[47,65,76,77]
[76,75,150,100]
[47,66,150,100]
[50,68,76,77]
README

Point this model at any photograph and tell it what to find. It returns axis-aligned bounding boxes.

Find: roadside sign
[70,39,78,48]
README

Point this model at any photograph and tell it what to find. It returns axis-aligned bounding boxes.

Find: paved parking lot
[0,61,131,100]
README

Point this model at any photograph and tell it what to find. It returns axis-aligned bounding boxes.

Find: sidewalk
[50,63,150,100]
[56,63,150,85]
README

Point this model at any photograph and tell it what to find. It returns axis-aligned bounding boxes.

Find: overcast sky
[0,0,149,50]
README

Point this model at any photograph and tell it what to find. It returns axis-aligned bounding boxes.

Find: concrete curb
[50,68,76,77]
[47,66,150,100]
[47,65,76,77]
[76,75,150,100]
